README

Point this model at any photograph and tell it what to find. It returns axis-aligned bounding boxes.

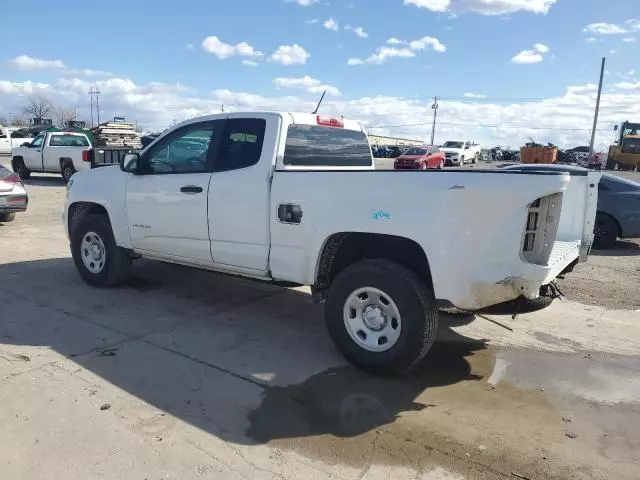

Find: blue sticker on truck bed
[372,210,391,220]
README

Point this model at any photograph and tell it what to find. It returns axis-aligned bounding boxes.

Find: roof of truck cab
[171,111,365,132]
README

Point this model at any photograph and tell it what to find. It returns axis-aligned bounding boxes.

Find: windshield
[442,141,463,148]
[621,137,640,154]
[404,148,428,156]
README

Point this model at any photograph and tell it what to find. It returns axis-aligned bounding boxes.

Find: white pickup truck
[0,127,34,155]
[64,111,600,375]
[440,140,482,166]
[11,131,93,182]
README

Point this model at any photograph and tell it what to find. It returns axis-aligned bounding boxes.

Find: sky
[1,0,639,150]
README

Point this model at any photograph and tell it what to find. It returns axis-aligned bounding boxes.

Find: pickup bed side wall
[269,171,570,310]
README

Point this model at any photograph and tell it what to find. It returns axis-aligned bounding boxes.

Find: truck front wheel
[71,214,132,287]
[13,158,30,179]
[325,259,438,375]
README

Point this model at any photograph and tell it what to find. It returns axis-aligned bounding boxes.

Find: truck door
[24,134,45,170]
[208,115,277,272]
[125,120,222,264]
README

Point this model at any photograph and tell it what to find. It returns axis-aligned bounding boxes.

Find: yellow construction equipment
[606,121,640,172]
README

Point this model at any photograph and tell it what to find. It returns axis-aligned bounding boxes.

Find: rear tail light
[521,193,563,265]
[82,149,91,162]
[317,115,344,128]
[4,173,22,184]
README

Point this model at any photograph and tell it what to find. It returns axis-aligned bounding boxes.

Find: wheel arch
[59,157,73,169]
[312,232,433,303]
[11,155,24,169]
[596,210,622,237]
[67,201,132,250]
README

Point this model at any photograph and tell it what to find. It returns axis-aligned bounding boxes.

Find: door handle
[180,185,203,194]
[36,149,41,152]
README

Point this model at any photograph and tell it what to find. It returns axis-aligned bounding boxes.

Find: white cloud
[201,36,263,60]
[349,35,445,65]
[409,36,446,52]
[404,0,557,15]
[345,25,368,38]
[186,44,195,50]
[511,43,550,64]
[585,37,597,43]
[8,55,66,70]
[273,75,340,96]
[285,0,318,5]
[622,37,637,43]
[567,84,598,94]
[242,60,259,67]
[463,92,487,99]
[614,82,640,90]
[583,23,628,35]
[270,44,311,65]
[533,43,549,53]
[2,74,638,151]
[511,50,543,64]
[305,19,319,24]
[323,17,339,31]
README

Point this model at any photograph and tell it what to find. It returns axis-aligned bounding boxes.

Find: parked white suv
[64,111,599,375]
[440,140,481,165]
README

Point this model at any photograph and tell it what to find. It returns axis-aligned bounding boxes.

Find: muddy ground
[1,158,639,479]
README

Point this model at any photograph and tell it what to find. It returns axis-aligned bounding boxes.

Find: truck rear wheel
[325,259,438,376]
[71,214,132,287]
[61,162,76,183]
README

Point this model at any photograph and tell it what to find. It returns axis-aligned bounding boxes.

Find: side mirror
[21,142,31,147]
[120,152,140,173]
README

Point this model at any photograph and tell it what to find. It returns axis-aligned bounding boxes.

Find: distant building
[367,134,423,147]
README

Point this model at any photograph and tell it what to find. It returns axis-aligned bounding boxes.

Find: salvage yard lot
[1,156,640,479]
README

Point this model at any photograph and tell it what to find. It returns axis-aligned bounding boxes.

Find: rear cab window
[48,134,90,147]
[282,124,373,168]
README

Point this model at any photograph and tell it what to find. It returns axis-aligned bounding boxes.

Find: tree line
[0,96,82,128]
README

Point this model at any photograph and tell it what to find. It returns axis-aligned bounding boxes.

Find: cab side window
[0,130,7,139]
[215,118,266,172]
[142,122,216,174]
[31,135,45,148]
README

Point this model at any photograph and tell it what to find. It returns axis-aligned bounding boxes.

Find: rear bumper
[446,240,581,311]
[0,194,28,213]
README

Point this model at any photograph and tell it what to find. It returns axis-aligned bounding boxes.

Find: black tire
[71,214,132,287]
[13,158,31,179]
[593,213,618,250]
[61,162,76,183]
[325,259,438,376]
[0,213,16,223]
[472,153,478,164]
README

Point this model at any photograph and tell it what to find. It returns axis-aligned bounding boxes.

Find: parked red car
[393,146,445,170]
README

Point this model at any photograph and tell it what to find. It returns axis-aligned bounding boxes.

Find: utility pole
[221,104,224,113]
[589,57,606,156]
[430,97,439,145]
[88,87,101,127]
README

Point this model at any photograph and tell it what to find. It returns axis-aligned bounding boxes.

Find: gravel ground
[1,156,640,480]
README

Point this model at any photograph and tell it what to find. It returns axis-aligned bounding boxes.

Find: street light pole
[589,57,606,156]
[430,97,439,145]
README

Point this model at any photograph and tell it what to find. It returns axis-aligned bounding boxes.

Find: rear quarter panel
[269,170,570,306]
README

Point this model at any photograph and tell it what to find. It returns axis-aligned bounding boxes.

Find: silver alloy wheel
[343,286,402,352]
[80,231,107,274]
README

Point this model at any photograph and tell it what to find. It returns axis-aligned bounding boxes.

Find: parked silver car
[0,164,28,223]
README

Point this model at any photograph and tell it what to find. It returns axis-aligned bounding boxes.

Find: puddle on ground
[241,330,640,478]
[244,334,573,477]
